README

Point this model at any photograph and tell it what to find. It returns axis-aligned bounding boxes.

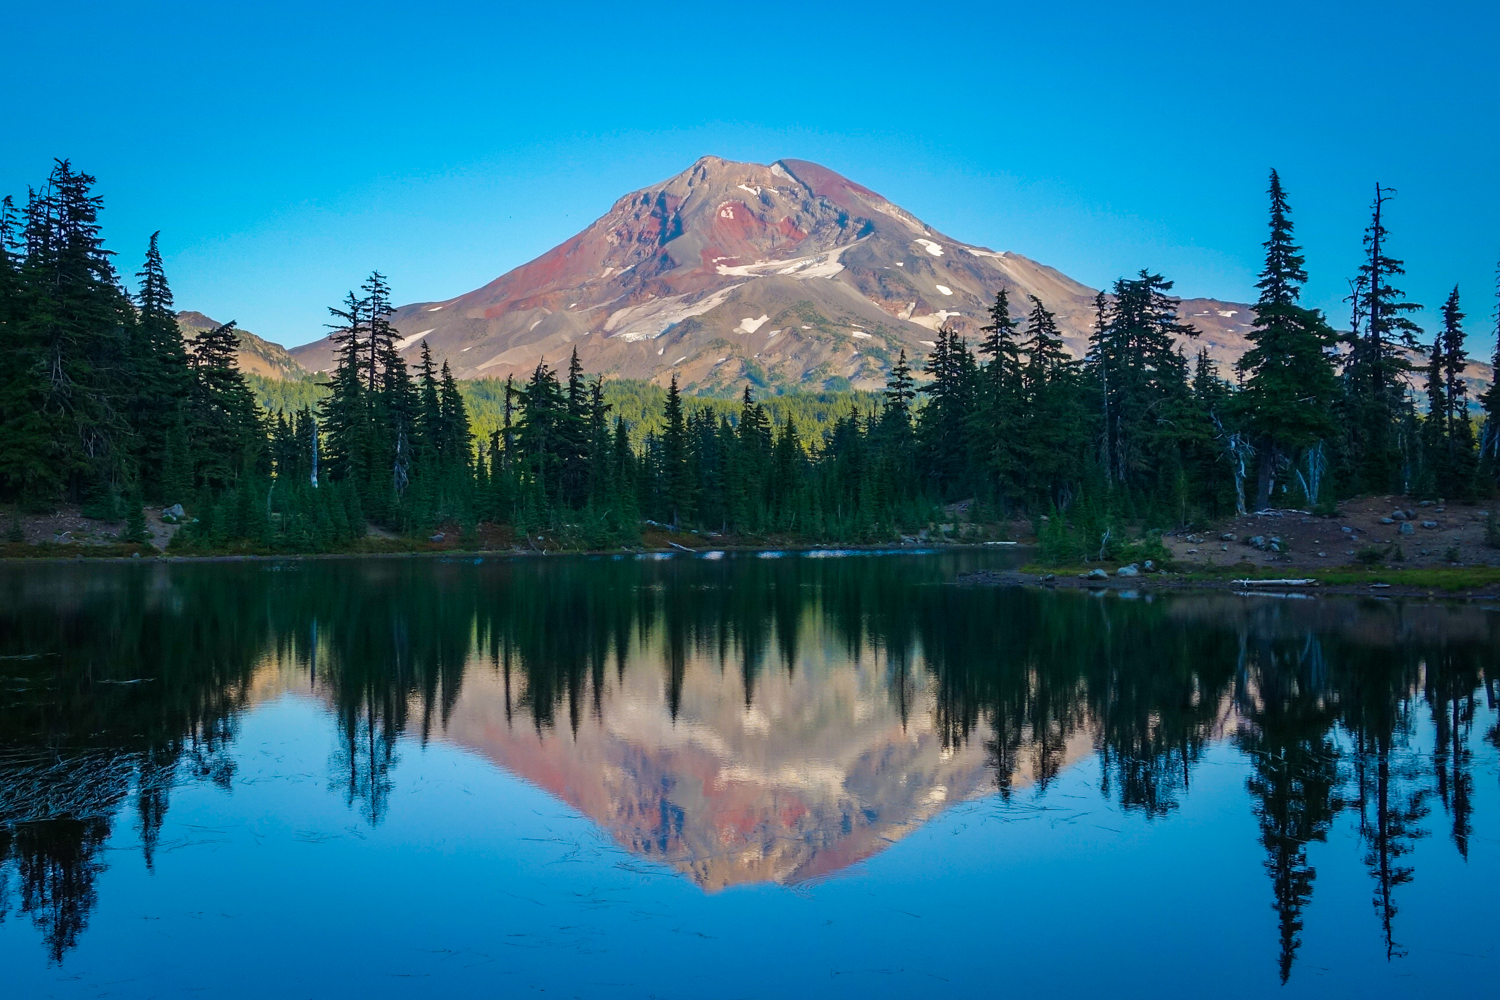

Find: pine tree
[319,291,371,487]
[1419,330,1447,498]
[1341,185,1423,493]
[975,288,1024,506]
[1088,271,1198,496]
[1482,261,1500,485]
[129,232,190,496]
[1019,296,1089,507]
[560,348,590,507]
[1434,287,1477,498]
[1235,171,1338,509]
[187,320,263,488]
[1,162,134,506]
[123,488,150,544]
[361,272,395,394]
[918,327,979,498]
[661,374,690,527]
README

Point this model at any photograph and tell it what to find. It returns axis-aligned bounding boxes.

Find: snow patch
[718,203,737,220]
[396,328,435,351]
[673,356,688,366]
[911,310,964,332]
[935,284,953,296]
[915,238,944,257]
[737,314,770,334]
[851,331,872,339]
[426,305,444,312]
[737,183,762,197]
[964,247,1008,259]
[1217,309,1238,318]
[715,239,863,280]
[528,318,545,332]
[607,284,743,342]
[896,262,904,266]
[919,340,937,348]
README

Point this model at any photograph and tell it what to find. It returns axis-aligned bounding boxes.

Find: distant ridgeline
[1,161,1498,552]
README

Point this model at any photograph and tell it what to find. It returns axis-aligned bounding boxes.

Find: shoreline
[958,567,1500,602]
[5,541,1499,603]
[0,540,1012,566]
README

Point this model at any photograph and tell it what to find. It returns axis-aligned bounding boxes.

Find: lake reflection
[1,553,1497,996]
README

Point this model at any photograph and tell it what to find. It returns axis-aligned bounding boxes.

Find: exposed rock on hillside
[288,156,1263,391]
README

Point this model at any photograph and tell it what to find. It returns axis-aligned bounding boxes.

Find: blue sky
[4,1,1497,353]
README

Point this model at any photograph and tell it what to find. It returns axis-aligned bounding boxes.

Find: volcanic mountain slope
[177,311,308,380]
[289,156,1263,390]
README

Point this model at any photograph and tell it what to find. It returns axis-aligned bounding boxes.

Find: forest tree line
[2,162,1498,551]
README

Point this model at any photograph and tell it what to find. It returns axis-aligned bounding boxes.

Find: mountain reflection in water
[0,553,1497,987]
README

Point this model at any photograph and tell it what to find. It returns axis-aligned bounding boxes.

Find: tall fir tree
[1235,171,1339,509]
[129,232,191,496]
[187,320,263,488]
[1341,185,1423,493]
[661,374,690,526]
[1088,271,1198,497]
[1482,260,1500,483]
[975,288,1024,507]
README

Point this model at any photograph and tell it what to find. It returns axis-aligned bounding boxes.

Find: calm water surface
[1,552,1497,997]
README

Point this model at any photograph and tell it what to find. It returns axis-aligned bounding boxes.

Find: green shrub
[1037,511,1082,567]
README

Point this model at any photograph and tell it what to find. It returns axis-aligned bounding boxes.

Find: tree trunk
[1254,438,1277,511]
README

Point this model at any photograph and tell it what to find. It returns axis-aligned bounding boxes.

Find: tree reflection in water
[0,556,1495,976]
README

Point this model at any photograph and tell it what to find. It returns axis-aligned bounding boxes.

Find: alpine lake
[1,549,1497,998]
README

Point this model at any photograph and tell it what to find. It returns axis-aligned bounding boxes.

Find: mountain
[288,156,1263,390]
[177,311,308,380]
[435,645,1088,891]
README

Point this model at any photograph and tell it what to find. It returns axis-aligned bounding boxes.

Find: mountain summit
[291,156,1256,388]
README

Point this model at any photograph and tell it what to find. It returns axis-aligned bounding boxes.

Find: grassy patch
[0,541,153,559]
[1307,567,1500,591]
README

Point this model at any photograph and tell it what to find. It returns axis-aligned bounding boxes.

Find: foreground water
[1,552,1496,997]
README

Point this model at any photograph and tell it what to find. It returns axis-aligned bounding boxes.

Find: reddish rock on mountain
[289,156,1263,390]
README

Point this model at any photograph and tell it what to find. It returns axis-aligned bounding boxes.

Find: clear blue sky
[4,1,1497,353]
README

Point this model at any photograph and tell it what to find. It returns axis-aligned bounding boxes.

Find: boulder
[1391,510,1408,521]
[1117,564,1140,577]
[162,503,185,519]
[1398,522,1415,535]
[429,532,446,543]
[1087,568,1109,580]
[1421,521,1439,530]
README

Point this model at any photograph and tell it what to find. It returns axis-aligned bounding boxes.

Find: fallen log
[1232,578,1317,587]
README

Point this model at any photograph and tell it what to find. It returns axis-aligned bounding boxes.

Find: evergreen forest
[2,161,1498,554]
